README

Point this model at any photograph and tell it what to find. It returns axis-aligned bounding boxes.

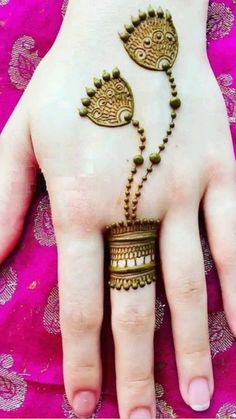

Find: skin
[0,0,236,417]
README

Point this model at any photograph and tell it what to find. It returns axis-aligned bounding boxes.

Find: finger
[160,207,214,412]
[0,107,37,262]
[49,187,104,418]
[111,282,156,419]
[204,168,236,335]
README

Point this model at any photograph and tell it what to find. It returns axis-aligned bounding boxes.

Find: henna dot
[149,153,161,164]
[163,138,169,144]
[157,6,164,17]
[81,97,91,107]
[162,62,170,71]
[79,108,88,117]
[133,155,144,165]
[159,144,165,151]
[170,97,181,109]
[123,281,131,291]
[119,32,130,43]
[112,67,121,78]
[94,78,102,88]
[139,10,147,20]
[125,24,135,34]
[171,112,177,119]
[124,112,132,122]
[132,15,141,26]
[138,128,144,134]
[86,88,96,97]
[102,71,111,81]
[148,5,156,17]
[132,120,140,127]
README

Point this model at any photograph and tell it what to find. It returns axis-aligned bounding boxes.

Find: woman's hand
[0,1,235,418]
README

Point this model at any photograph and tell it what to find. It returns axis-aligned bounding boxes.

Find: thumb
[0,103,37,262]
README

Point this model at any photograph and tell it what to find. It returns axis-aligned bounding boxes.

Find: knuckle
[206,152,233,182]
[125,375,154,393]
[169,172,194,205]
[177,346,210,360]
[62,301,102,334]
[51,187,99,233]
[213,245,236,272]
[168,277,205,302]
[112,305,154,333]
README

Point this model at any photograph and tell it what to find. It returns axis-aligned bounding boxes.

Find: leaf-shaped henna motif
[119,6,178,71]
[79,68,134,127]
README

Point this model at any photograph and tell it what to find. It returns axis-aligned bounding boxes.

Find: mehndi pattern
[79,6,181,290]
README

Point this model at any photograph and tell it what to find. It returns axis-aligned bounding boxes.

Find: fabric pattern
[0,0,236,417]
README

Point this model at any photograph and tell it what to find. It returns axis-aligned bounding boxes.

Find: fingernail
[73,391,96,417]
[130,407,152,419]
[188,378,210,412]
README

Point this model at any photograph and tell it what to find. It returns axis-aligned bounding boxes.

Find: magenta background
[0,0,236,417]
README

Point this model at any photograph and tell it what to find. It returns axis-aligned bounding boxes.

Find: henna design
[119,6,178,71]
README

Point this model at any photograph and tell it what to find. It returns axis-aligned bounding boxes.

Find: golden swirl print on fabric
[155,298,165,331]
[155,383,177,419]
[216,403,236,419]
[43,286,60,335]
[200,233,214,274]
[217,74,236,124]
[209,311,235,357]
[8,36,41,90]
[0,355,27,412]
[207,2,234,40]
[34,195,56,247]
[61,0,69,17]
[0,266,17,306]
[120,7,178,71]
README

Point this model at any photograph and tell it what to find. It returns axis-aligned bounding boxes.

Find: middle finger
[111,281,156,419]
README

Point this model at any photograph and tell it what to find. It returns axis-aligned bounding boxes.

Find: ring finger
[160,206,214,412]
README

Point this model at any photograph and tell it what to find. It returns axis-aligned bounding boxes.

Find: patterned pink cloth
[0,0,236,417]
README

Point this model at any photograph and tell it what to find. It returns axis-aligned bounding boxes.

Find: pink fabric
[0,0,236,417]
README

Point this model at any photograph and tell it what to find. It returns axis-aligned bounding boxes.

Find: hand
[0,3,236,418]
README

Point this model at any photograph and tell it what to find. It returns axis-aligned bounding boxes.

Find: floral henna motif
[119,6,178,71]
[79,68,134,127]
